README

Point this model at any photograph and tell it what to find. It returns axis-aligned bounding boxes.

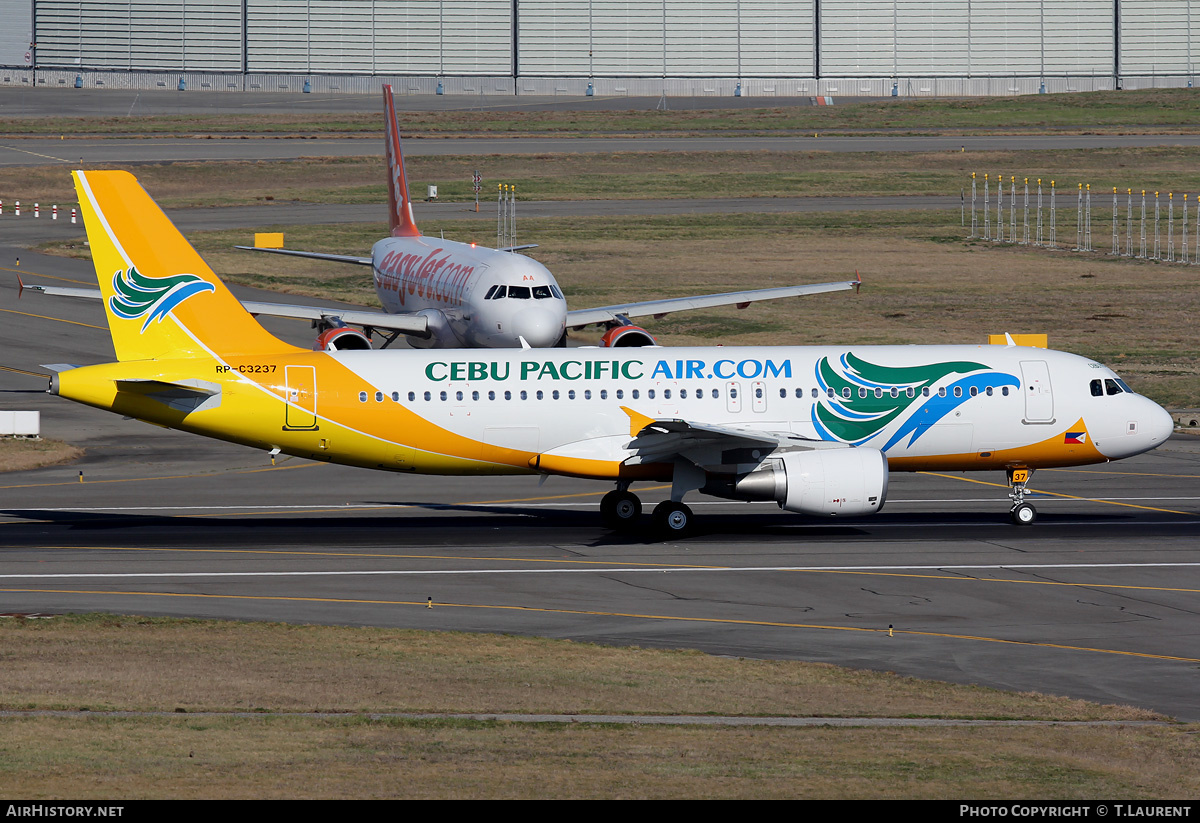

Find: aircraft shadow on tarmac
[0,504,1180,547]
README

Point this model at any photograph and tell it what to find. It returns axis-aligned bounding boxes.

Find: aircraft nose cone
[512,307,564,348]
[1146,400,1175,446]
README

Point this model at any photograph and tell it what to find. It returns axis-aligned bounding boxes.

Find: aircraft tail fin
[383,84,421,238]
[72,169,302,362]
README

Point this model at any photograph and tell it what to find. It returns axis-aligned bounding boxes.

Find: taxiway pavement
[2,245,1199,720]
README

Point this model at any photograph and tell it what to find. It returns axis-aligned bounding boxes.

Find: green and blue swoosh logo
[813,353,1019,450]
[108,266,215,332]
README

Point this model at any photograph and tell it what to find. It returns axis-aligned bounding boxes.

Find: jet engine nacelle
[313,327,372,351]
[702,447,888,517]
[407,309,461,349]
[599,325,656,347]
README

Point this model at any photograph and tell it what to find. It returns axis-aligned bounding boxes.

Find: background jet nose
[512,307,563,347]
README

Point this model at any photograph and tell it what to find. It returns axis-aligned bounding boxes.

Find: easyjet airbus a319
[227,84,860,351]
[47,169,1172,535]
[33,85,855,351]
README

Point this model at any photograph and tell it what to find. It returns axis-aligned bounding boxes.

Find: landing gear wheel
[1010,502,1037,525]
[653,501,693,536]
[601,490,641,530]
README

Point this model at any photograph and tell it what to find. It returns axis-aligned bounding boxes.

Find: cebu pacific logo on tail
[108,266,215,332]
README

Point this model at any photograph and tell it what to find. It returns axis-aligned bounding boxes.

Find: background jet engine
[312,327,372,351]
[599,324,656,347]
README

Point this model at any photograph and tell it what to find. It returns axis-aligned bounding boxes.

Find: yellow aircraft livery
[51,170,1174,534]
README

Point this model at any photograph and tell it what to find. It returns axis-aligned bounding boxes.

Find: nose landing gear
[1008,467,1037,525]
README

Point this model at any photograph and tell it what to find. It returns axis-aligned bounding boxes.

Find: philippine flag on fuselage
[1064,431,1087,444]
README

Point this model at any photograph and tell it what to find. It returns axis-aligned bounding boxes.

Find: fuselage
[55,344,1173,480]
[371,235,567,348]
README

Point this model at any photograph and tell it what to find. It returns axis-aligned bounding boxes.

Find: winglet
[620,406,656,438]
[1004,332,1017,347]
[383,84,421,238]
[854,270,862,294]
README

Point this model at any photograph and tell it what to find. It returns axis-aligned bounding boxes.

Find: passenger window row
[357,384,1015,404]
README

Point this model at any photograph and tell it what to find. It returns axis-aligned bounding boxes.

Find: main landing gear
[1007,467,1037,525]
[600,486,641,530]
[600,484,694,536]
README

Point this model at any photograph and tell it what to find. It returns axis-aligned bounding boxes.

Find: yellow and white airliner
[50,170,1173,534]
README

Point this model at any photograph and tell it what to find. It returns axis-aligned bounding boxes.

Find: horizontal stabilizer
[114,378,221,413]
[24,284,103,300]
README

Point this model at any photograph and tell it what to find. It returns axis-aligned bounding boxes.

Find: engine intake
[313,327,371,351]
[599,325,656,347]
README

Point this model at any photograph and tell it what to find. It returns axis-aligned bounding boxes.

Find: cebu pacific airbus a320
[46,169,1173,535]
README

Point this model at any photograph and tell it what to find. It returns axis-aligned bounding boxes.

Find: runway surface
[3,245,1200,720]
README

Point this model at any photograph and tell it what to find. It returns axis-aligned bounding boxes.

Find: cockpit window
[550,285,564,299]
[508,286,531,299]
[484,285,500,300]
[1092,377,1133,396]
[532,285,553,299]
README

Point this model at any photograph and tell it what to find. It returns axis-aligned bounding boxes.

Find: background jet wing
[22,281,428,336]
[565,279,859,329]
[239,302,429,336]
[234,246,374,266]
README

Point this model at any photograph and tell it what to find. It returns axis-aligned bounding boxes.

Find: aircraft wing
[234,246,373,266]
[22,282,429,336]
[565,279,860,329]
[621,409,844,466]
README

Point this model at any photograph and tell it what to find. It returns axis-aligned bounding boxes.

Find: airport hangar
[0,0,1197,99]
